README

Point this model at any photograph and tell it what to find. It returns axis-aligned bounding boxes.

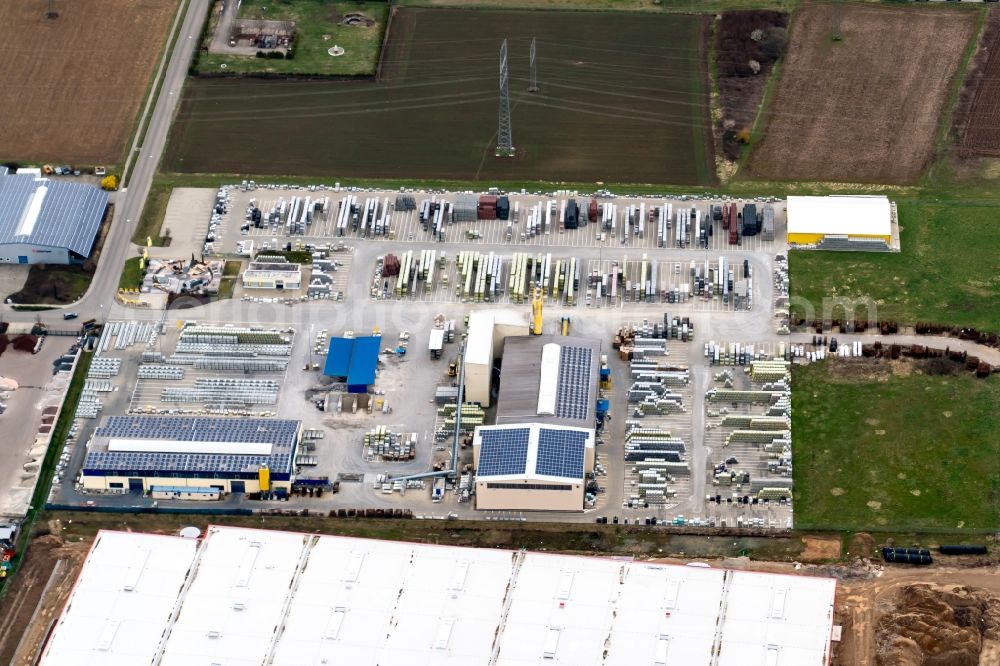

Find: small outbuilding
[786,195,893,251]
[324,335,381,393]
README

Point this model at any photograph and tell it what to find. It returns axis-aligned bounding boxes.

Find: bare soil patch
[0,531,90,665]
[748,5,976,184]
[875,583,1000,666]
[0,0,179,165]
[800,534,842,562]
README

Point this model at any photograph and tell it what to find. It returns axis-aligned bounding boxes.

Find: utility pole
[496,39,515,157]
[528,37,539,93]
[47,0,59,19]
[832,1,843,42]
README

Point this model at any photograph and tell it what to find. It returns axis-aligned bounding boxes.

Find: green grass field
[792,361,1000,531]
[195,0,387,76]
[119,257,144,291]
[168,8,714,184]
[790,200,1000,332]
[132,182,172,246]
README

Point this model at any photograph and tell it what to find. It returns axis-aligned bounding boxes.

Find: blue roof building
[0,167,109,265]
[323,335,381,393]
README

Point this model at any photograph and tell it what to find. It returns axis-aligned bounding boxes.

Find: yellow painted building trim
[81,475,291,494]
[787,232,890,245]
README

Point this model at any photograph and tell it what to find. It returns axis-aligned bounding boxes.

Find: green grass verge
[194,0,387,76]
[399,0,803,13]
[119,257,145,291]
[223,259,242,277]
[256,249,313,264]
[120,0,190,185]
[792,360,1000,532]
[43,510,812,561]
[216,260,242,300]
[10,305,56,312]
[132,181,172,246]
[789,199,1000,332]
[0,351,92,596]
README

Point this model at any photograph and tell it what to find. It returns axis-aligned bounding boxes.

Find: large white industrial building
[0,167,108,264]
[41,527,838,666]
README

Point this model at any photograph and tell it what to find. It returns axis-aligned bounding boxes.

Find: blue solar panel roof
[556,346,592,421]
[0,171,108,256]
[536,428,587,479]
[82,415,299,476]
[477,427,530,477]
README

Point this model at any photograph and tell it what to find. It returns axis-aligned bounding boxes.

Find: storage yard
[167,8,714,183]
[51,182,937,529]
[0,0,179,164]
[748,4,977,184]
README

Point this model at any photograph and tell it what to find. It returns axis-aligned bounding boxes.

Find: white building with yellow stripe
[786,195,894,250]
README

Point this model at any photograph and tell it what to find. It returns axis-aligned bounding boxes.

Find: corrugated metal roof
[348,336,380,387]
[323,337,354,377]
[496,335,601,430]
[0,172,108,256]
[323,336,380,389]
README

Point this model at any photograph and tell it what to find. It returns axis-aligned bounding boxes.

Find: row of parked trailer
[335,196,393,238]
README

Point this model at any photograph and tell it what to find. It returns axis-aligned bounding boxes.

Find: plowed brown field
[748,5,976,184]
[0,0,179,166]
[960,14,1000,157]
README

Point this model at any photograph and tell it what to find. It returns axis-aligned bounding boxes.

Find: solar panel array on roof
[0,172,108,256]
[535,428,587,479]
[83,416,299,476]
[477,428,531,477]
[556,346,592,421]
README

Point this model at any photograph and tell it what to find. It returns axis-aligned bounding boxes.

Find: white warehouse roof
[43,528,836,666]
[786,195,891,237]
[39,531,198,666]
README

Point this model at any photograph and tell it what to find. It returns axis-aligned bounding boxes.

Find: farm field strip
[0,0,179,165]
[747,4,977,185]
[167,8,715,184]
[960,14,1000,157]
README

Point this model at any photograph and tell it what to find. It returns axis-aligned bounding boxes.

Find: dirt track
[0,0,178,165]
[0,529,89,665]
[749,5,976,184]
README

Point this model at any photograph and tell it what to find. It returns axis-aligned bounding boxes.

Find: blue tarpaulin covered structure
[324,335,381,393]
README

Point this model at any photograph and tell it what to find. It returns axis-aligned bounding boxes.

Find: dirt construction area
[834,567,1000,666]
[748,5,977,184]
[0,529,89,666]
[0,0,179,165]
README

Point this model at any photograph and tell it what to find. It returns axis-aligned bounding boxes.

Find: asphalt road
[0,0,210,326]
